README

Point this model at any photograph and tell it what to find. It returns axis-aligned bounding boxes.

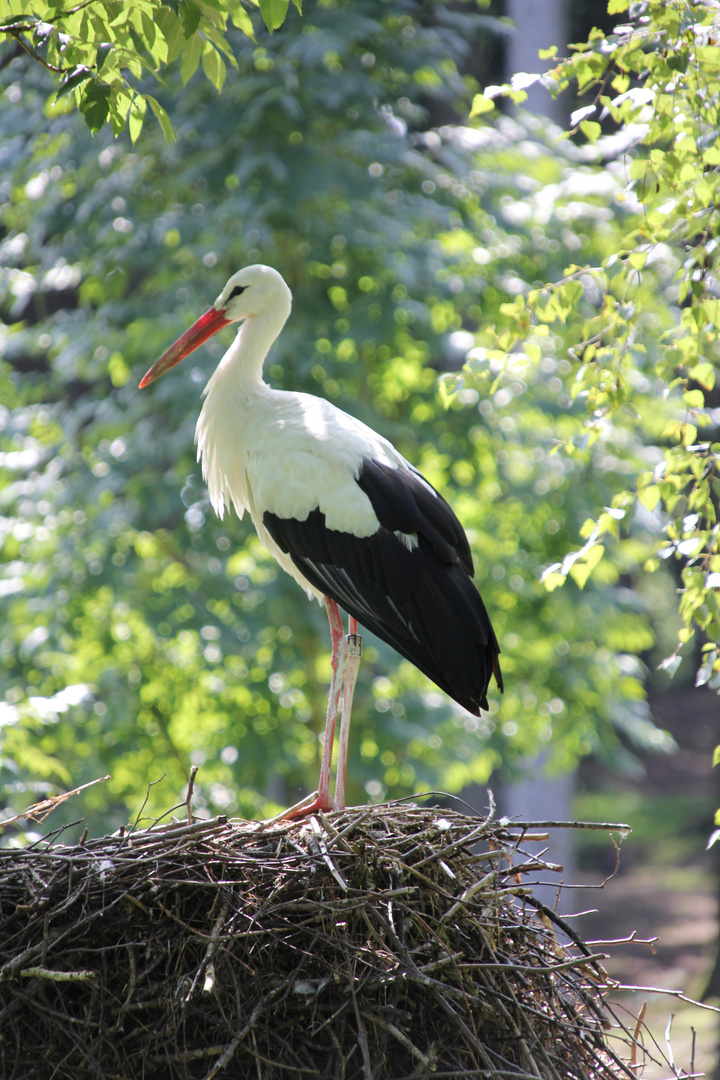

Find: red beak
[139,307,231,389]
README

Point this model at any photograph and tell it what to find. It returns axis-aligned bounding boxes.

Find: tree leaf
[568,544,605,590]
[156,8,185,64]
[259,0,289,31]
[128,93,147,143]
[145,93,174,142]
[180,32,204,84]
[56,65,94,100]
[79,81,111,133]
[470,94,495,117]
[202,43,226,93]
[179,0,202,36]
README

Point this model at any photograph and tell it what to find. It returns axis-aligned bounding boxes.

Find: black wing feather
[356,459,475,575]
[263,458,502,714]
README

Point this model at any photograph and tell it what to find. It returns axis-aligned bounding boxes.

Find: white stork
[139,265,503,815]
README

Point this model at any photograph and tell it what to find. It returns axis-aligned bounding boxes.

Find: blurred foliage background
[0,0,712,833]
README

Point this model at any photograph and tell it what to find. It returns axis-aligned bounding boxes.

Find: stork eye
[228,284,247,301]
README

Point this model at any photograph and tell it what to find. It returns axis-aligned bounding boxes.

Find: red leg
[334,616,362,811]
[275,597,347,820]
[316,598,346,807]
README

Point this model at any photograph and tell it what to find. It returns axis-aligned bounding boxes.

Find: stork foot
[263,790,335,824]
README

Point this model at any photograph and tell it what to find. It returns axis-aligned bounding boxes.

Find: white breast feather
[196,379,414,598]
[195,384,250,520]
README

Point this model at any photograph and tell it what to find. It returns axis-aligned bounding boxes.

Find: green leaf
[713,746,720,768]
[156,8,185,63]
[108,87,133,136]
[568,543,605,590]
[689,362,715,390]
[540,566,565,592]
[470,94,495,118]
[228,2,255,38]
[180,32,204,84]
[683,388,704,408]
[179,0,202,36]
[128,93,147,143]
[607,0,629,11]
[437,374,463,409]
[145,94,174,142]
[202,43,226,93]
[259,0,289,31]
[96,42,113,73]
[143,11,168,67]
[628,251,647,271]
[56,65,94,100]
[680,423,698,446]
[638,485,660,512]
[579,120,602,144]
[79,81,111,134]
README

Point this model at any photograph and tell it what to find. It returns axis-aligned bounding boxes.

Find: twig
[20,966,97,982]
[185,765,199,825]
[582,930,658,950]
[630,1000,647,1072]
[616,985,720,1012]
[506,819,631,832]
[1,25,66,74]
[129,773,167,833]
[306,817,349,892]
[0,776,110,830]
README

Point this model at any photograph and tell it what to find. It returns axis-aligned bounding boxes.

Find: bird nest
[0,801,675,1080]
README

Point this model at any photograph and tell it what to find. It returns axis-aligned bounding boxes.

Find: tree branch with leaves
[467,0,720,696]
[0,0,300,140]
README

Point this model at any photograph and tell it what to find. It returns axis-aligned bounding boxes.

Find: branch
[1,26,66,75]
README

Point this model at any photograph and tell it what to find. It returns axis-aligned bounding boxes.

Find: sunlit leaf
[128,93,147,144]
[145,94,174,142]
[202,44,226,93]
[259,0,289,31]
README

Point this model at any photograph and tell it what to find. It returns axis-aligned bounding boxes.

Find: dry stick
[19,966,97,982]
[341,941,373,1080]
[441,865,501,922]
[361,1010,432,1068]
[629,1000,647,1073]
[0,775,111,829]
[185,765,200,824]
[202,997,269,1080]
[582,930,658,949]
[617,984,720,1012]
[306,817,349,892]
[507,819,631,832]
[121,815,230,844]
[413,825,506,868]
[129,773,167,833]
[457,953,610,975]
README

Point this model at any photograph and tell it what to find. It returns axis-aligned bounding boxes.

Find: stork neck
[213,308,287,392]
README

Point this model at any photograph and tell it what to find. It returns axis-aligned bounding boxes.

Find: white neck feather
[205,304,288,396]
[195,304,290,520]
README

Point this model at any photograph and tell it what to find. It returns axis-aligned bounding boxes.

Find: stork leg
[333,617,362,811]
[274,597,347,820]
[316,598,347,808]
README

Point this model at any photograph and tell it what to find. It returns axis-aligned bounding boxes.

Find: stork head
[139,264,292,388]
